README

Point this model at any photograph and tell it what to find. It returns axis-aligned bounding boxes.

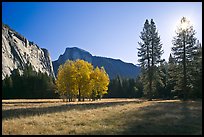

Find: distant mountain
[1,23,140,80]
[2,23,55,79]
[53,47,140,79]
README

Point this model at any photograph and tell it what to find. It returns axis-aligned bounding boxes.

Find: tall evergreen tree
[188,40,202,98]
[138,19,164,100]
[171,17,199,100]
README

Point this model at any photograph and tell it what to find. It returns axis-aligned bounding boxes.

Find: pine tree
[171,17,199,100]
[188,40,202,98]
[138,19,164,100]
[157,61,169,99]
[167,54,178,98]
[135,75,144,98]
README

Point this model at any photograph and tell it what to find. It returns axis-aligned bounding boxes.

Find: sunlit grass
[2,99,202,135]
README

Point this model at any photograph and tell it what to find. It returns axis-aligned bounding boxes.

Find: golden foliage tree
[74,60,93,101]
[91,67,110,100]
[56,59,110,102]
[56,61,78,101]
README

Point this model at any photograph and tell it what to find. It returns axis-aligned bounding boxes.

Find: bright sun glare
[178,17,192,31]
[181,20,188,30]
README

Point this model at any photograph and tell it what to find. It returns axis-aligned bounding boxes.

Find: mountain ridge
[54,47,138,67]
[53,47,140,79]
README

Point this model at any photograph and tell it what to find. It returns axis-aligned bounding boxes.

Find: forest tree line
[2,62,58,99]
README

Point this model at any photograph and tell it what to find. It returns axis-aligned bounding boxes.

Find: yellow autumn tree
[56,60,78,101]
[56,59,109,102]
[97,67,110,99]
[91,66,110,100]
[74,59,93,101]
[90,67,101,100]
[56,65,66,100]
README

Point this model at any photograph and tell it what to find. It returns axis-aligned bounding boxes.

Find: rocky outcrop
[53,47,140,79]
[2,23,55,80]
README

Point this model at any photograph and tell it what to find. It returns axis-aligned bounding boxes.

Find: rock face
[2,23,55,80]
[53,47,140,79]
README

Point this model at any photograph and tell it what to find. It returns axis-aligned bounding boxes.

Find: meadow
[2,98,202,135]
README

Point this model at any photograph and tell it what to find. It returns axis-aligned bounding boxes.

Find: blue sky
[2,2,202,65]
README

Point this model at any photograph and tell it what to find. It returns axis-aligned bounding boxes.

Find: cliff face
[53,47,140,79]
[2,23,55,79]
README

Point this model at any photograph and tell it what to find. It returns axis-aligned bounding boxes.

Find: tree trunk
[146,44,152,101]
[183,33,187,101]
[78,88,81,101]
[92,90,95,101]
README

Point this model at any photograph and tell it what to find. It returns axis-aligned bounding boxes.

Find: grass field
[2,98,202,135]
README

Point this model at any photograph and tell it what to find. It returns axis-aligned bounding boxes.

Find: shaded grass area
[2,99,202,135]
[118,101,202,135]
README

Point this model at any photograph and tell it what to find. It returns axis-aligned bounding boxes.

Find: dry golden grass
[2,98,202,135]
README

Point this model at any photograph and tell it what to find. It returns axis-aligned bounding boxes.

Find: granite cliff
[2,23,54,79]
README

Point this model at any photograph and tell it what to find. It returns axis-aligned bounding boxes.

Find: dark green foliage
[105,75,143,98]
[2,63,59,99]
[137,19,164,100]
[186,40,202,99]
[136,17,202,100]
[154,61,171,99]
[166,54,179,98]
[171,17,202,100]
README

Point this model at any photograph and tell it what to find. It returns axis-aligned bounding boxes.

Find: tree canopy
[137,19,164,100]
[171,17,201,100]
[56,59,110,102]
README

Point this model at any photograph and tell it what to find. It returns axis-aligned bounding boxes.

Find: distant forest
[2,63,58,99]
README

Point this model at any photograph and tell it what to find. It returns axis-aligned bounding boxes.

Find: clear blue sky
[2,2,202,65]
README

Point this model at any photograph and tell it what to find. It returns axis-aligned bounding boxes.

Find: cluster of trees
[104,76,143,98]
[137,17,202,100]
[2,63,58,99]
[56,59,110,102]
[105,67,171,99]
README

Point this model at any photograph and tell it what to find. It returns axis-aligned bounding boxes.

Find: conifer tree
[138,19,164,100]
[166,54,178,98]
[171,17,199,100]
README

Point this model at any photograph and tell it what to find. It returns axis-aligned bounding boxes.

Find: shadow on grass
[120,101,202,135]
[85,101,202,135]
[2,100,142,120]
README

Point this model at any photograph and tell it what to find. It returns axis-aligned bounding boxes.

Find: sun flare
[181,20,188,30]
[179,17,191,31]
